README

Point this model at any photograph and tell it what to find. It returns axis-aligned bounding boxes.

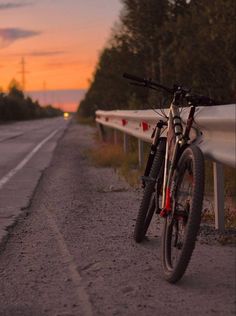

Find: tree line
[0,80,63,122]
[78,0,236,118]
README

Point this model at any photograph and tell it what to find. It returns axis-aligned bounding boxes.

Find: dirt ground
[0,121,235,316]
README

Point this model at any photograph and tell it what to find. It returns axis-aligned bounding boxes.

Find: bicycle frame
[162,103,183,212]
[147,97,196,216]
[124,72,214,282]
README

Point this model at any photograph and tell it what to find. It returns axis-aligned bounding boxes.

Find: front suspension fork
[141,120,167,188]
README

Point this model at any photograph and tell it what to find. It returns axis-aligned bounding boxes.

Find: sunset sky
[0,0,122,110]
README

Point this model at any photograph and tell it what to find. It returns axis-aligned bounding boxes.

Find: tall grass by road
[85,127,235,229]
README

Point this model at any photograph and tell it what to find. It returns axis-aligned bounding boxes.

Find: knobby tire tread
[162,145,204,283]
[134,138,166,243]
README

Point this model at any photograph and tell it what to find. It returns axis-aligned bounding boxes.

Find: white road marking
[0,128,59,190]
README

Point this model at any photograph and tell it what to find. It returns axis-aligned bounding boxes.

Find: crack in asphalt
[45,209,93,316]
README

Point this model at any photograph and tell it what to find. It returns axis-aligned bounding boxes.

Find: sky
[0,0,122,110]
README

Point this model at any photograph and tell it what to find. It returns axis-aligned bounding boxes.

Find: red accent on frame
[165,187,171,210]
[122,119,127,126]
[160,187,172,217]
[142,121,149,131]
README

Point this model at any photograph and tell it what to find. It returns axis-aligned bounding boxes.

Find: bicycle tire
[134,138,166,243]
[161,145,204,283]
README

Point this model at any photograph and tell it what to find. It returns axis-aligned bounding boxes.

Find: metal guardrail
[96,104,236,231]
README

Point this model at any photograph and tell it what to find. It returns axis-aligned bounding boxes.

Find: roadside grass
[202,204,236,229]
[203,160,236,229]
[205,160,236,198]
[87,128,236,229]
[76,114,95,126]
[87,138,143,187]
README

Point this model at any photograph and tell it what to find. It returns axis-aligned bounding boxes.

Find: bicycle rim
[162,145,204,283]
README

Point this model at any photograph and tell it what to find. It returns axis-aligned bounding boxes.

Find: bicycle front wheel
[134,138,166,243]
[162,145,204,283]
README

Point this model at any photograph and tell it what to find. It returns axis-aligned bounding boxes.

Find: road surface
[0,119,235,316]
[0,117,69,244]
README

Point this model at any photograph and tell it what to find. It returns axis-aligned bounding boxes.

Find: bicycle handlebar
[123,72,217,106]
[123,72,173,94]
[123,72,145,83]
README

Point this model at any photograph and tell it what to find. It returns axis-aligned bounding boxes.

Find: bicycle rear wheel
[134,138,166,243]
[161,145,204,283]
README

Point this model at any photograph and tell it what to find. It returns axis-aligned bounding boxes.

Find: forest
[78,0,236,118]
[0,81,63,121]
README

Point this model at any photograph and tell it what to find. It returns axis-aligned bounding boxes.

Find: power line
[18,57,29,92]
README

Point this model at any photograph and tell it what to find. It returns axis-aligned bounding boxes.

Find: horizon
[0,0,122,110]
[27,88,87,112]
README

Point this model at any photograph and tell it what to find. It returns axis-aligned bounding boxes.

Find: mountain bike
[123,73,215,283]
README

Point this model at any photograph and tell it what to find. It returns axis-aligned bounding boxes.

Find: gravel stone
[0,120,235,316]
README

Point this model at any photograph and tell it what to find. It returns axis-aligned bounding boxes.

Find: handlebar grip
[123,72,173,94]
[123,72,145,83]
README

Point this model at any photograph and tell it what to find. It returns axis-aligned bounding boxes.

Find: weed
[76,114,95,126]
[88,143,126,168]
[88,130,236,228]
[86,134,144,187]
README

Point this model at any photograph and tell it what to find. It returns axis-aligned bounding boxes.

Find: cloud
[0,28,41,48]
[0,2,33,10]
[46,61,76,68]
[28,50,66,57]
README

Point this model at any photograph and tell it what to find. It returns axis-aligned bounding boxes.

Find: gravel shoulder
[0,120,235,316]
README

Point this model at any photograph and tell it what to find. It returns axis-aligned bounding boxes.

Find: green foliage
[0,81,63,122]
[78,0,236,117]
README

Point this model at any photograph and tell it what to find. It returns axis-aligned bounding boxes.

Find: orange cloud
[27,50,65,57]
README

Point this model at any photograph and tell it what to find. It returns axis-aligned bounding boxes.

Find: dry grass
[205,160,236,197]
[76,114,95,126]
[88,143,126,168]
[87,130,236,228]
[86,139,143,187]
[217,234,236,245]
[202,206,236,229]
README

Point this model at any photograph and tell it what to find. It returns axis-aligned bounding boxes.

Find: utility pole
[18,57,28,92]
[43,81,47,105]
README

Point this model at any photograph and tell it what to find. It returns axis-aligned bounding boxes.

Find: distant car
[63,112,69,119]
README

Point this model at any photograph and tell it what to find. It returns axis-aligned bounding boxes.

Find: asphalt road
[0,117,69,244]
[0,120,235,316]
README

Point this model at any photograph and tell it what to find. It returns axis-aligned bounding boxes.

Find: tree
[0,80,62,121]
[79,0,236,118]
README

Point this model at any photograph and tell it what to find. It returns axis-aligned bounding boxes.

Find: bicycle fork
[161,104,182,217]
[141,120,167,188]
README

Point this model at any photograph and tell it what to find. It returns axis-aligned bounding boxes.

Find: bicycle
[123,72,215,283]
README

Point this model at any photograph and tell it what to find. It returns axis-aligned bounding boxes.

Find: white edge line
[0,128,60,190]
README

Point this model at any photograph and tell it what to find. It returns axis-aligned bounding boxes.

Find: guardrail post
[97,123,106,142]
[123,133,129,154]
[114,129,118,145]
[138,139,144,168]
[213,162,225,232]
